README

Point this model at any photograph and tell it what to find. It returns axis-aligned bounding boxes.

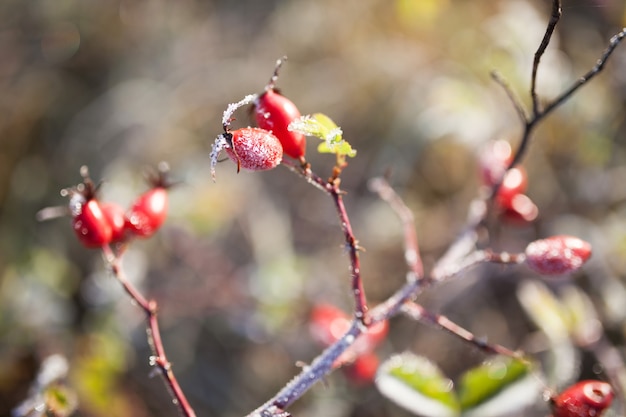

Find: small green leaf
[289,113,356,158]
[457,356,530,410]
[44,384,78,417]
[376,352,460,417]
[317,141,357,157]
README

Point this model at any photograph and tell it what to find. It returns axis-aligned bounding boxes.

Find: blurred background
[1,0,626,416]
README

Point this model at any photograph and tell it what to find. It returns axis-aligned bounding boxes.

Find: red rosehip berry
[551,380,613,417]
[479,140,513,187]
[524,235,592,275]
[125,186,168,238]
[101,202,126,243]
[343,352,380,385]
[255,89,306,160]
[72,199,112,248]
[500,193,539,224]
[61,166,114,248]
[210,127,283,179]
[309,304,388,366]
[496,167,528,206]
[252,57,306,160]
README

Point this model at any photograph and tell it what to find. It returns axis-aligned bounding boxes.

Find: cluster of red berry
[59,165,169,248]
[211,59,307,178]
[479,140,538,223]
[44,52,616,417]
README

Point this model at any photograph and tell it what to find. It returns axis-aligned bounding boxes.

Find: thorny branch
[248,3,626,416]
[495,0,625,180]
[101,245,196,417]
[281,159,369,323]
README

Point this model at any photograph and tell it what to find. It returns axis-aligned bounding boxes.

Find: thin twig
[101,245,196,417]
[494,25,625,199]
[491,71,528,123]
[368,177,424,280]
[401,302,527,361]
[539,27,626,121]
[281,159,369,323]
[248,281,419,417]
[531,0,562,116]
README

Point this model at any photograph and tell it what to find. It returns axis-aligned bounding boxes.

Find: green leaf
[457,356,531,411]
[376,352,460,417]
[44,384,78,417]
[289,113,356,158]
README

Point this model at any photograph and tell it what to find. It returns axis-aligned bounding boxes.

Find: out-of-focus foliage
[1,0,626,416]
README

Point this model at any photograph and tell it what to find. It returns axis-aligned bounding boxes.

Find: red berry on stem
[72,199,112,248]
[101,202,126,243]
[255,89,306,160]
[500,193,539,224]
[479,140,513,187]
[309,304,388,366]
[211,127,283,179]
[525,235,592,275]
[551,380,613,417]
[496,167,528,206]
[343,352,380,385]
[125,187,169,238]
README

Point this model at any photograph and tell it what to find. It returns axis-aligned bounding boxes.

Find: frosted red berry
[255,89,306,160]
[72,199,112,248]
[211,127,283,179]
[125,187,168,238]
[551,380,613,417]
[525,235,592,275]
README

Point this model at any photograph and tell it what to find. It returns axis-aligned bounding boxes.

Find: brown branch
[491,70,528,124]
[368,177,424,280]
[101,245,196,417]
[401,302,527,361]
[281,160,369,323]
[492,24,625,201]
[531,0,562,116]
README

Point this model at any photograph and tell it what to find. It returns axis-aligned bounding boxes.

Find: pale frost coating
[524,235,592,275]
[210,134,230,181]
[225,128,282,171]
[222,94,257,127]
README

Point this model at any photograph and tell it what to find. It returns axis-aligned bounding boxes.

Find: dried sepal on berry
[551,380,613,417]
[524,235,592,275]
[61,166,113,248]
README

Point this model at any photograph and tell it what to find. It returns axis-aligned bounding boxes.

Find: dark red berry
[525,235,592,275]
[125,187,168,238]
[211,127,283,179]
[255,89,306,160]
[551,380,613,417]
[101,202,126,243]
[72,199,112,248]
